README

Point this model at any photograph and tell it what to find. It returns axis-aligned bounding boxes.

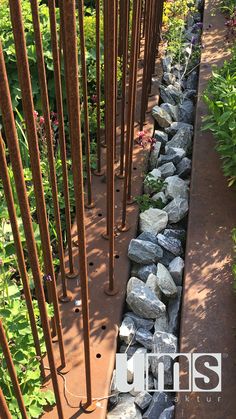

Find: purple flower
[191,36,197,45]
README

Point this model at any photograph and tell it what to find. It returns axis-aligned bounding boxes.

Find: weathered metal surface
[175,1,236,418]
[0,387,11,419]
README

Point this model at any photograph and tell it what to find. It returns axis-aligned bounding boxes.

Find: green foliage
[219,0,236,17]
[135,194,164,212]
[143,174,165,195]
[203,47,236,186]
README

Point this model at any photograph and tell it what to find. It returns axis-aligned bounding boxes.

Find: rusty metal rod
[119,0,140,231]
[77,0,94,208]
[9,0,66,368]
[0,320,27,419]
[118,0,129,178]
[103,0,118,295]
[48,0,75,278]
[61,0,93,409]
[94,0,103,176]
[30,0,71,303]
[150,0,164,77]
[0,39,64,419]
[0,387,11,419]
[0,133,45,379]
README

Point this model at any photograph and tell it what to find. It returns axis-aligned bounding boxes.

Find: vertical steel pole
[30,0,71,304]
[77,0,94,208]
[0,40,64,419]
[61,1,94,411]
[0,134,44,379]
[48,0,76,279]
[94,0,103,176]
[0,387,11,419]
[0,319,28,419]
[8,0,66,369]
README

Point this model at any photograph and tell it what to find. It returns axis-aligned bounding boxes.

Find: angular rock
[149,141,162,170]
[165,175,189,200]
[152,105,172,128]
[124,312,154,331]
[156,263,177,298]
[157,233,183,256]
[139,208,168,234]
[166,128,192,153]
[162,55,172,73]
[147,373,155,390]
[184,89,197,100]
[160,249,176,267]
[163,72,176,86]
[157,147,186,166]
[137,263,157,282]
[160,85,182,106]
[128,239,163,264]
[169,257,184,286]
[127,347,147,383]
[126,277,166,319]
[159,405,175,419]
[135,328,153,350]
[178,99,194,124]
[163,197,188,223]
[151,332,178,380]
[107,394,142,419]
[152,191,168,205]
[159,162,176,179]
[144,169,162,194]
[160,103,179,121]
[163,228,186,243]
[154,311,169,332]
[137,231,158,245]
[119,317,136,344]
[134,391,153,412]
[165,122,193,137]
[143,392,173,419]
[186,70,198,90]
[168,286,182,335]
[146,273,162,299]
[176,157,191,178]
[120,344,140,359]
[154,130,168,146]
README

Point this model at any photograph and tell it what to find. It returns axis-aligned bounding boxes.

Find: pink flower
[39,116,45,125]
[91,94,97,103]
[53,120,59,126]
[33,110,38,119]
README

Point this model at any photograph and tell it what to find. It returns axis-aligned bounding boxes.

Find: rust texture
[0,387,11,419]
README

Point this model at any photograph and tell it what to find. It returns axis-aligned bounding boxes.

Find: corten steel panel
[175,1,236,419]
[42,57,162,418]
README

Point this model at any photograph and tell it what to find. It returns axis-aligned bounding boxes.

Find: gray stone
[154,311,169,332]
[149,141,162,170]
[137,231,159,245]
[144,169,162,194]
[137,264,157,282]
[146,273,162,299]
[157,147,186,167]
[169,257,184,286]
[178,99,194,124]
[134,391,152,412]
[184,89,197,100]
[143,392,173,419]
[152,106,172,128]
[159,405,175,419]
[165,176,189,200]
[157,233,183,256]
[127,347,147,383]
[135,328,153,350]
[163,228,186,243]
[152,191,168,205]
[159,162,176,179]
[151,332,178,379]
[128,239,163,264]
[160,85,183,106]
[140,208,168,234]
[154,130,168,146]
[120,344,140,359]
[168,286,182,335]
[160,103,179,121]
[160,249,176,267]
[165,122,193,137]
[147,373,154,390]
[163,197,189,223]
[166,128,192,153]
[156,263,177,298]
[163,72,176,85]
[124,312,154,331]
[119,317,136,344]
[126,277,166,319]
[107,394,142,418]
[162,55,172,73]
[176,157,192,178]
